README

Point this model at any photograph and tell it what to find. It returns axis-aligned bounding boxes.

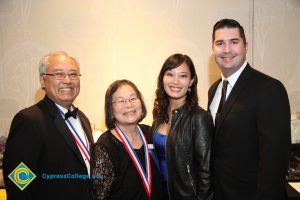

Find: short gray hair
[38,51,80,76]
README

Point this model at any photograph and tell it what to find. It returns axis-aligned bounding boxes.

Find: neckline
[155,131,168,137]
[110,131,143,150]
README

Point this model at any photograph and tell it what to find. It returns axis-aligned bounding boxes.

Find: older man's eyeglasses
[43,72,81,80]
[112,95,139,106]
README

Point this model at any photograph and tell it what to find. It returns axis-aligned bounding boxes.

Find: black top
[91,124,163,200]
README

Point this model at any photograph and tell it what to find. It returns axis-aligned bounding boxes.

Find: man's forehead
[51,67,78,71]
[214,28,241,40]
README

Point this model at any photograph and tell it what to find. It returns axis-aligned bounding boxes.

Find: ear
[39,76,45,89]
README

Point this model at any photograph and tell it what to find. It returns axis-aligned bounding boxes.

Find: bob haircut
[105,79,147,129]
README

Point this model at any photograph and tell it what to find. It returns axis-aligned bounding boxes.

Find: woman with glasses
[151,54,214,200]
[91,79,163,200]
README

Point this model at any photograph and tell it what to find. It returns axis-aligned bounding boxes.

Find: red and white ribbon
[114,125,152,197]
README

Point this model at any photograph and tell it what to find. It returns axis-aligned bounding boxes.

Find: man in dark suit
[208,19,291,200]
[3,51,94,199]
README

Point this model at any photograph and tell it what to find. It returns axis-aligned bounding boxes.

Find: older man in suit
[3,51,93,199]
[208,19,291,200]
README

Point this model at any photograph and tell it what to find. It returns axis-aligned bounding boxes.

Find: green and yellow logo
[8,162,36,190]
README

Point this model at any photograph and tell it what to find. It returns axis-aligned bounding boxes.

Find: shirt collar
[221,61,247,88]
[55,103,75,114]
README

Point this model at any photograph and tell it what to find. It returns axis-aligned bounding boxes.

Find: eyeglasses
[112,95,139,106]
[43,72,81,80]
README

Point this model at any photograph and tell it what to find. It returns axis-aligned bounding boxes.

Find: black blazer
[208,64,291,200]
[3,95,94,200]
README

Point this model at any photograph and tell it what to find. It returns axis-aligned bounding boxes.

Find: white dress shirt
[210,61,248,124]
[56,104,90,174]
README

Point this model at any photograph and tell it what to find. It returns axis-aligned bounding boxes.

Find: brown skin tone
[111,84,143,149]
[158,62,194,135]
[212,27,248,78]
[40,54,80,109]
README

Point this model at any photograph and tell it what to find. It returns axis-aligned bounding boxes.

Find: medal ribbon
[56,106,90,162]
[66,120,90,162]
[114,125,152,197]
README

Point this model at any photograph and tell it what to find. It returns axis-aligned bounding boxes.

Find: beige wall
[0,0,299,135]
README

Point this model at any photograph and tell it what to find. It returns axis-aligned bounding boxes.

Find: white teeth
[222,57,232,62]
[170,87,181,92]
[59,88,73,92]
[123,110,135,115]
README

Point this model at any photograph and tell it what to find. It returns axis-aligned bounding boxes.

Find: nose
[172,75,179,84]
[124,99,134,107]
[223,43,230,53]
[62,74,72,83]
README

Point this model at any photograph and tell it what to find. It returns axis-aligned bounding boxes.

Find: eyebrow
[52,69,78,72]
[231,38,240,41]
[114,93,137,99]
[215,37,240,43]
[166,69,188,73]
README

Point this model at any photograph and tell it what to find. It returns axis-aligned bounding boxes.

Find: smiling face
[213,27,248,77]
[39,54,80,108]
[112,84,142,127]
[163,62,194,107]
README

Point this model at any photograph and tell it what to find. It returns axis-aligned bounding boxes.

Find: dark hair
[105,79,147,129]
[153,53,198,123]
[212,18,247,45]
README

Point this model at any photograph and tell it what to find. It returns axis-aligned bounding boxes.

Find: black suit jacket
[208,64,291,200]
[3,95,94,200]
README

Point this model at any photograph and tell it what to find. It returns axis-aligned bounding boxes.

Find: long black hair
[153,53,198,123]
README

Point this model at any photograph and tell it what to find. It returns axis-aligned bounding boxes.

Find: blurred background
[0,0,300,136]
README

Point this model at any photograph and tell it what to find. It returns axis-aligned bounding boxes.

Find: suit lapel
[54,116,87,164]
[78,111,94,145]
[214,64,253,132]
[208,78,221,108]
[42,96,86,166]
